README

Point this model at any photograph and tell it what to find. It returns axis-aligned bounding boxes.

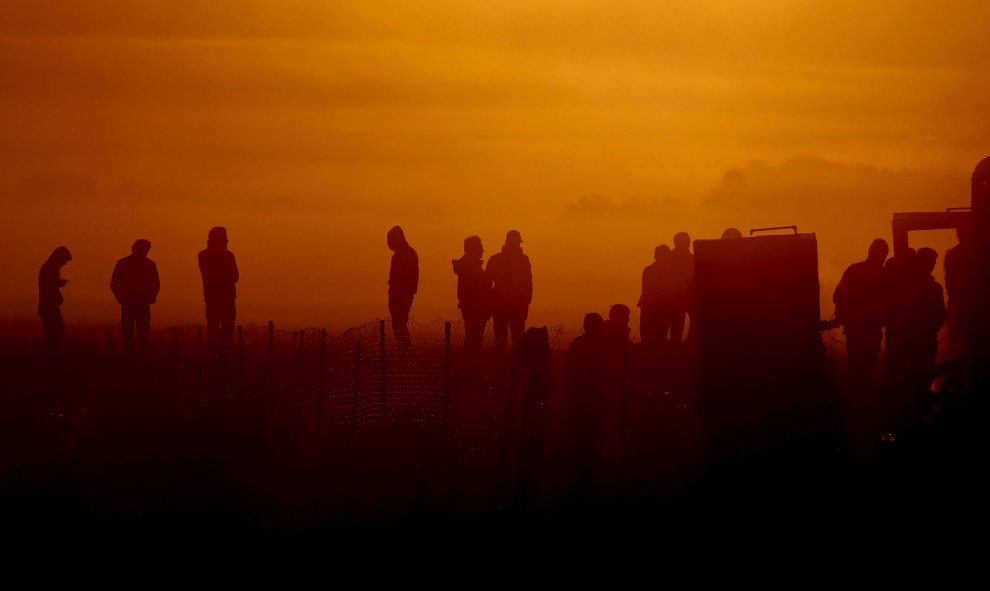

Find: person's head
[917,247,938,275]
[387,225,407,251]
[654,244,671,261]
[47,246,72,267]
[673,232,691,250]
[505,229,523,246]
[721,227,743,240]
[608,304,631,325]
[463,235,483,259]
[207,226,229,249]
[131,239,151,257]
[867,238,889,265]
[583,312,605,336]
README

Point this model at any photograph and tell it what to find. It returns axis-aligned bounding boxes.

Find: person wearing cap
[111,239,160,353]
[198,226,239,356]
[38,246,72,354]
[387,226,419,347]
[485,229,533,350]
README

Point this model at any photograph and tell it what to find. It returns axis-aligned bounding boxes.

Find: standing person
[110,239,160,354]
[833,238,889,386]
[452,235,492,353]
[387,226,419,347]
[38,246,72,354]
[637,244,673,347]
[669,232,694,344]
[198,226,239,356]
[486,230,533,350]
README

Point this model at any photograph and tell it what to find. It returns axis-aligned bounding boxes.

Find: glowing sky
[2,1,988,333]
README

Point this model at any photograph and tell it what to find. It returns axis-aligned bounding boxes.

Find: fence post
[379,319,387,419]
[443,320,451,422]
[317,328,327,423]
[618,337,630,501]
[297,330,305,422]
[237,324,244,390]
[172,326,179,362]
[267,320,275,388]
[352,339,362,431]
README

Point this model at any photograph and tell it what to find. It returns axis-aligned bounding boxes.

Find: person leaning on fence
[198,226,239,357]
[110,239,160,354]
[452,235,493,353]
[387,225,419,347]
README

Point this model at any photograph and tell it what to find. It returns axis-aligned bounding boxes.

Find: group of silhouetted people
[39,226,239,357]
[451,230,533,353]
[833,233,967,440]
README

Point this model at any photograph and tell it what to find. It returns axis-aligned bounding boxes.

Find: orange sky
[2,1,988,335]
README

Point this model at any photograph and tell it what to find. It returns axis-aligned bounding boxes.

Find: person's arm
[411,250,419,294]
[524,256,533,304]
[151,261,161,303]
[230,253,239,284]
[110,260,123,304]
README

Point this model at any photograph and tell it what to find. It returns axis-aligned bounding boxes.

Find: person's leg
[669,311,686,344]
[221,302,236,356]
[389,293,413,346]
[464,310,486,353]
[121,305,135,353]
[205,303,220,353]
[493,309,509,350]
[136,303,151,353]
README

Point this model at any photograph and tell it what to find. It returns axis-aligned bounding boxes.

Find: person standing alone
[387,225,419,347]
[198,226,239,357]
[110,239,160,354]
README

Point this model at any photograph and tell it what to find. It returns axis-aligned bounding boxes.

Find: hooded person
[452,235,493,352]
[110,239,160,353]
[485,229,533,350]
[198,226,239,356]
[387,226,419,346]
[38,246,72,354]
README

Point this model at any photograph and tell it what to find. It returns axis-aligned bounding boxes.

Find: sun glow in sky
[2,1,988,333]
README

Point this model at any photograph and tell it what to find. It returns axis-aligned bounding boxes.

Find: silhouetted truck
[694,227,831,461]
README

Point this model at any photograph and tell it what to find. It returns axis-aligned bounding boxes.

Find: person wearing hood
[485,229,533,350]
[198,226,239,356]
[387,226,419,346]
[38,246,72,354]
[452,235,492,352]
[110,238,160,354]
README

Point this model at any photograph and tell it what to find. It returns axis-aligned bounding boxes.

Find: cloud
[8,171,98,201]
[562,193,686,220]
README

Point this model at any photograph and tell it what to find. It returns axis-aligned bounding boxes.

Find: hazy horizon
[3,1,988,335]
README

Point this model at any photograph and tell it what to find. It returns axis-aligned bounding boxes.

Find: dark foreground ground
[1,327,986,554]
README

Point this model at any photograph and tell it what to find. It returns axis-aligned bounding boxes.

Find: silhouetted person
[563,312,606,503]
[604,304,633,351]
[110,239,160,354]
[564,313,607,401]
[38,246,72,354]
[669,232,695,343]
[916,248,947,369]
[486,230,533,350]
[387,226,418,347]
[944,222,973,358]
[833,238,889,385]
[721,227,743,240]
[452,235,492,353]
[198,226,239,357]
[637,244,674,347]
